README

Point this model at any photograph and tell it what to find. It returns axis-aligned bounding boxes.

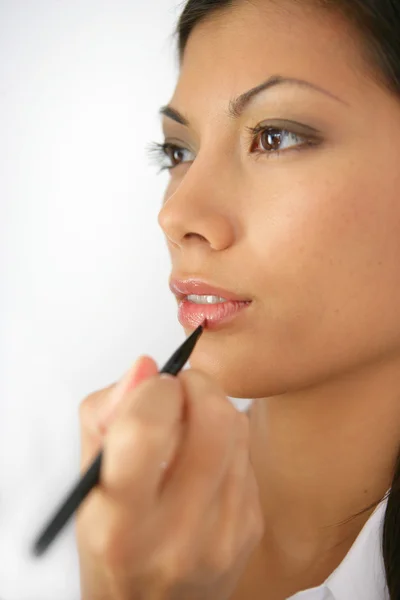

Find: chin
[186,352,283,399]
[186,341,356,400]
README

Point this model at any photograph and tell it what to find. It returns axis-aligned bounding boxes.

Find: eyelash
[146,124,319,173]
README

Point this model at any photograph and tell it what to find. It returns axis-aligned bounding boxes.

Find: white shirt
[287,495,390,600]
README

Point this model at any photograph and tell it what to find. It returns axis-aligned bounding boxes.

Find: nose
[157,171,236,252]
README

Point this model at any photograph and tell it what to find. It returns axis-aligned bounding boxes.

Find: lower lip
[177,299,252,330]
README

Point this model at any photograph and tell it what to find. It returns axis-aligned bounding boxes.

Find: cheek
[248,172,400,349]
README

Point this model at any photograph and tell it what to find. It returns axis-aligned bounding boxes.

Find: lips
[169,278,252,302]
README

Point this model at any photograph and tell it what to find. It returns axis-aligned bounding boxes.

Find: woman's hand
[76,355,264,600]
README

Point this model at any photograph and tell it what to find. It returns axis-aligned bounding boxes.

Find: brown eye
[165,145,186,166]
[248,125,309,156]
[261,128,282,151]
[256,128,283,152]
[147,141,195,172]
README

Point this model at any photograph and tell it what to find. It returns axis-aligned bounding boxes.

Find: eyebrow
[159,74,348,126]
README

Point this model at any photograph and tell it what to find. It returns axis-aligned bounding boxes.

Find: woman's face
[157,0,400,399]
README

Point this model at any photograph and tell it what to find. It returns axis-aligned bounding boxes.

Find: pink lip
[169,278,252,302]
[178,299,251,330]
[169,278,252,331]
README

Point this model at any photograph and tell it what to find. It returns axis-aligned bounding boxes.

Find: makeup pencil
[31,321,205,557]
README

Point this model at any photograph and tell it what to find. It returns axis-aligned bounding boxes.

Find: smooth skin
[78,1,400,599]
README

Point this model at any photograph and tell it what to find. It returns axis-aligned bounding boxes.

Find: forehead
[170,1,371,115]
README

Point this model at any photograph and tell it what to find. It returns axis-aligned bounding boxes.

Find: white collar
[287,494,390,600]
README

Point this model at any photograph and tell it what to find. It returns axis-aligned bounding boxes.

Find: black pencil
[32,321,205,557]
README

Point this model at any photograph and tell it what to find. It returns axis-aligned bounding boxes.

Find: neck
[248,355,400,569]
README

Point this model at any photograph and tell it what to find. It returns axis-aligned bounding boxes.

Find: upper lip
[169,278,252,302]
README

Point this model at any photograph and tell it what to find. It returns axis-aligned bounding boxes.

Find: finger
[79,356,158,472]
[79,386,112,473]
[99,356,159,433]
[161,369,237,525]
[101,374,185,510]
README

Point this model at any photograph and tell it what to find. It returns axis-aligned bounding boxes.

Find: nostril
[183,232,207,242]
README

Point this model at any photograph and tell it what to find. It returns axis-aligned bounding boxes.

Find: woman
[76,1,400,598]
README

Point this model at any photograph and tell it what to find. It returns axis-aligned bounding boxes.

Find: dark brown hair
[173,0,400,597]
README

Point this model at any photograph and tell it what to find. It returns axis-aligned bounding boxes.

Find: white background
[0,1,251,598]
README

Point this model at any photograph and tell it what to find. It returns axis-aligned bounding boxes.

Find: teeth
[186,294,228,304]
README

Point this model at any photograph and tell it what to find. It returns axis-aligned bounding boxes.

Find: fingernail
[159,373,175,381]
